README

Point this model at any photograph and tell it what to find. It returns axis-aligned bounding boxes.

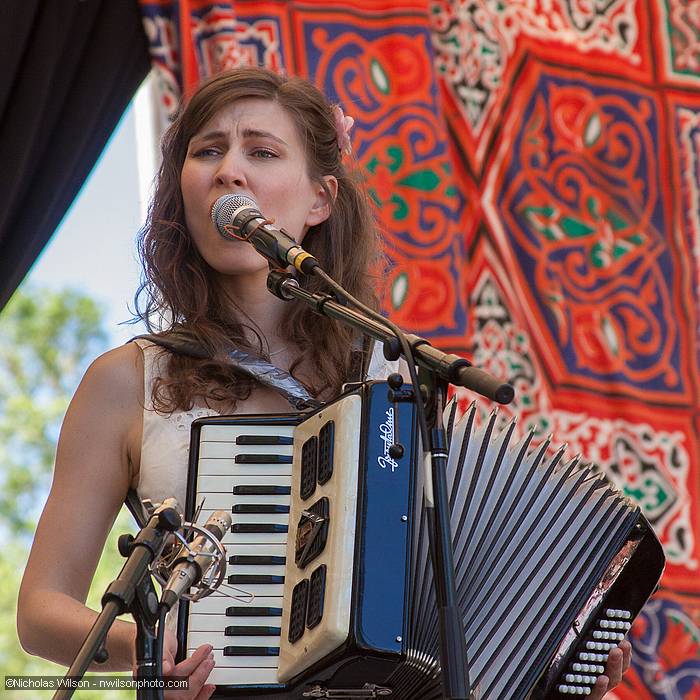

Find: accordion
[178,380,665,699]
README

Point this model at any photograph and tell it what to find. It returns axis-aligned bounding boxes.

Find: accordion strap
[125,329,373,526]
[130,329,321,411]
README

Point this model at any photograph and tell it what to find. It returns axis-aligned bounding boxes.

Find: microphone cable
[310,266,430,453]
[155,603,168,691]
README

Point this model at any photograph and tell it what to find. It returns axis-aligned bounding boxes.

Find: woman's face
[180,97,335,279]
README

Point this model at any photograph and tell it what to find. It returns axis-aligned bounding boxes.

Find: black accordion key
[288,579,309,644]
[229,555,286,566]
[232,485,291,496]
[223,646,280,657]
[235,454,293,464]
[231,523,288,534]
[317,420,335,484]
[232,504,290,514]
[306,564,327,629]
[300,436,317,500]
[226,606,283,617]
[228,574,285,585]
[225,626,281,636]
[235,435,293,445]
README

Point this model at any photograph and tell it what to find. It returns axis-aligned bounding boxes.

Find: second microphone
[160,510,232,612]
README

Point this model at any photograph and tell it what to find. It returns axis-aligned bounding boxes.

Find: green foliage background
[0,286,137,698]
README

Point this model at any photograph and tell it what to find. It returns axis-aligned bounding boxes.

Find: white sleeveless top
[132,338,399,512]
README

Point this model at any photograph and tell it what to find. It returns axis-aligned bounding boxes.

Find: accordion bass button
[565,674,597,685]
[572,663,597,673]
[605,608,632,619]
[557,685,591,695]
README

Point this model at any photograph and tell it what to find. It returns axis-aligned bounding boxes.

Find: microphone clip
[222,210,272,242]
[151,520,228,602]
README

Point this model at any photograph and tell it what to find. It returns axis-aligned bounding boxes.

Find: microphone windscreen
[211,193,258,236]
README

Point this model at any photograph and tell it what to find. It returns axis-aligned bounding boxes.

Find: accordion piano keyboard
[186,422,295,686]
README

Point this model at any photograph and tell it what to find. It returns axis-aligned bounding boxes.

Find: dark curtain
[0,0,151,310]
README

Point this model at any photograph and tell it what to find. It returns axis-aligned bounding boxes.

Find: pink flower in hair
[332,104,355,156]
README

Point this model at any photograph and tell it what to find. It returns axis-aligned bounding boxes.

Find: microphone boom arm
[267,271,514,405]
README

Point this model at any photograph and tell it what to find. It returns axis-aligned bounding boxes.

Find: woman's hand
[588,640,632,700]
[133,630,216,700]
[162,632,216,700]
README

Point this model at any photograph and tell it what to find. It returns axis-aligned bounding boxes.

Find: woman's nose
[214,153,246,189]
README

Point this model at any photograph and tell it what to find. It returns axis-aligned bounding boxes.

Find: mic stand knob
[267,269,299,300]
[93,646,109,664]
[387,373,413,460]
[118,534,135,557]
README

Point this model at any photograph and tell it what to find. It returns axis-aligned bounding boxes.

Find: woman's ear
[305,175,338,228]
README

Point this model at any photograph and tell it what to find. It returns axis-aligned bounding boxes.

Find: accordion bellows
[180,381,665,699]
[395,401,664,698]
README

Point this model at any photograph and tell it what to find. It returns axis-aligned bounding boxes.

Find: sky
[25,101,148,346]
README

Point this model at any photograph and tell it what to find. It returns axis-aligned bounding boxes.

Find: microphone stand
[53,502,182,700]
[266,270,514,699]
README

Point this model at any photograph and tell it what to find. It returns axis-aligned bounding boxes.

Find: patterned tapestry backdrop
[137,1,700,697]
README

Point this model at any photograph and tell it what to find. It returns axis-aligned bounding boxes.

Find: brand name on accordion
[378,408,399,473]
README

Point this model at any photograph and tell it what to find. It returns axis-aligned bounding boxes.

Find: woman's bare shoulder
[51,342,146,491]
[63,342,145,436]
[90,341,143,375]
[81,342,143,395]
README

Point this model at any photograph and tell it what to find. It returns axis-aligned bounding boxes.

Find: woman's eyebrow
[189,129,227,146]
[189,128,288,146]
[241,127,288,145]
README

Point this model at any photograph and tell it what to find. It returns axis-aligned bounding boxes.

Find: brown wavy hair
[134,67,382,412]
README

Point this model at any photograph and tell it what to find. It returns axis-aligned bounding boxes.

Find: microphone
[159,510,232,612]
[211,194,320,274]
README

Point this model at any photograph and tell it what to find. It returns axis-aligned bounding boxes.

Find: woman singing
[18,67,630,700]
